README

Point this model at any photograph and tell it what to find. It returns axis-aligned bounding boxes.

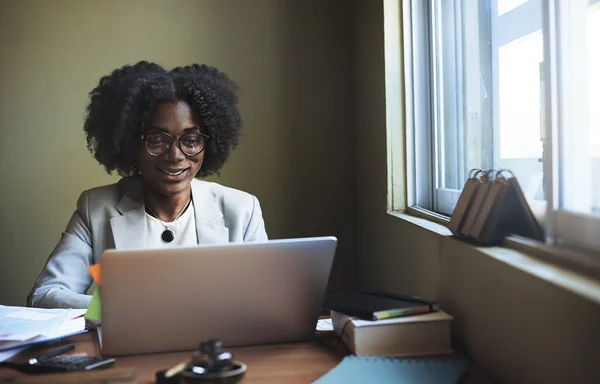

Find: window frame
[401,0,434,211]
[431,0,463,216]
[398,0,600,253]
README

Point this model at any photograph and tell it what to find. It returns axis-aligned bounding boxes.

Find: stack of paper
[0,305,87,361]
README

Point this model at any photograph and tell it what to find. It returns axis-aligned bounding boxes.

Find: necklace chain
[146,198,192,230]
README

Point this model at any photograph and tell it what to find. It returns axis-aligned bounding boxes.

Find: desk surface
[1,332,343,384]
[0,331,493,384]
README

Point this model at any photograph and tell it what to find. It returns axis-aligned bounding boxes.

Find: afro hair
[83,61,242,178]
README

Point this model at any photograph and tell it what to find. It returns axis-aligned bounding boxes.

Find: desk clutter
[0,303,477,384]
[313,290,466,383]
[323,291,454,356]
[448,169,544,245]
[3,288,466,383]
[2,338,244,384]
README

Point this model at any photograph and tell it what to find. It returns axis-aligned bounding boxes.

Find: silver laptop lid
[100,236,337,356]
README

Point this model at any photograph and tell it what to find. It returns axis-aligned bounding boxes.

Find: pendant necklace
[146,198,192,243]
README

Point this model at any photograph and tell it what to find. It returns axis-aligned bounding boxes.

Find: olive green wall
[0,0,357,305]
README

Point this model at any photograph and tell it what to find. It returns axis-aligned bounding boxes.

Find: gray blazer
[27,177,268,309]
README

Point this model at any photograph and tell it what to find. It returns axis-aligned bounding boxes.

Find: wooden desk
[0,332,343,384]
[1,331,493,384]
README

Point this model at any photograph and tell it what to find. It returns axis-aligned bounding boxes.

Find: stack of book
[325,291,453,357]
[331,310,453,356]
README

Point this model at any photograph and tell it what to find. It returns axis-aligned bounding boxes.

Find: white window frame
[431,0,463,216]
[402,0,434,211]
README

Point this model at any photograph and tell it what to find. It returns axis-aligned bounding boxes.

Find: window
[548,0,600,250]
[400,0,600,252]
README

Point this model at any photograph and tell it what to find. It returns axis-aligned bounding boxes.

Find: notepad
[312,356,469,384]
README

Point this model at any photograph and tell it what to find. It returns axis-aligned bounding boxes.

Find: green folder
[84,287,102,321]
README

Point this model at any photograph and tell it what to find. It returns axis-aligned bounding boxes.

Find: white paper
[316,318,334,331]
[6,311,60,321]
[0,306,69,341]
[0,306,87,348]
[55,316,86,336]
[0,315,86,352]
[68,309,88,318]
[0,333,39,342]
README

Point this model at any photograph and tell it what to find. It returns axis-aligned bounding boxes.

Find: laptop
[98,236,337,356]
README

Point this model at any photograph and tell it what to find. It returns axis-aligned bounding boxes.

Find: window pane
[432,0,544,215]
[498,0,530,16]
[498,31,543,159]
[561,3,600,216]
[497,30,545,201]
[435,0,493,195]
[589,6,600,213]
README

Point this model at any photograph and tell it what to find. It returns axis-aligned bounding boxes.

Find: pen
[165,360,189,378]
[28,343,75,365]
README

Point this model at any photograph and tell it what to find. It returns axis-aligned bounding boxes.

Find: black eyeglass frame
[140,131,210,157]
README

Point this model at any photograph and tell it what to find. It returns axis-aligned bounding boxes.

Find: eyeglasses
[141,131,209,157]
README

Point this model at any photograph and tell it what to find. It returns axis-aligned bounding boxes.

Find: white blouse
[144,201,197,248]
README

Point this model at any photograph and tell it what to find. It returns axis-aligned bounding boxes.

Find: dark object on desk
[156,339,246,384]
[313,355,469,384]
[3,355,115,374]
[27,343,75,365]
[194,339,233,372]
[324,291,439,320]
[1,343,115,374]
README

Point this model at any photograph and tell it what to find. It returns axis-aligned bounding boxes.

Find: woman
[28,61,268,309]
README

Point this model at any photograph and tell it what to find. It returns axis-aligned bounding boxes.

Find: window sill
[387,209,452,236]
[387,209,600,306]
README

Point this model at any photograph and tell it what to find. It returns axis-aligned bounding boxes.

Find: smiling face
[138,101,204,198]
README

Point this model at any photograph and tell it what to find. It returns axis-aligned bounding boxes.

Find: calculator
[2,355,115,374]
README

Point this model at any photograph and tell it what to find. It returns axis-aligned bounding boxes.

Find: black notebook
[324,291,439,320]
[312,356,469,384]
